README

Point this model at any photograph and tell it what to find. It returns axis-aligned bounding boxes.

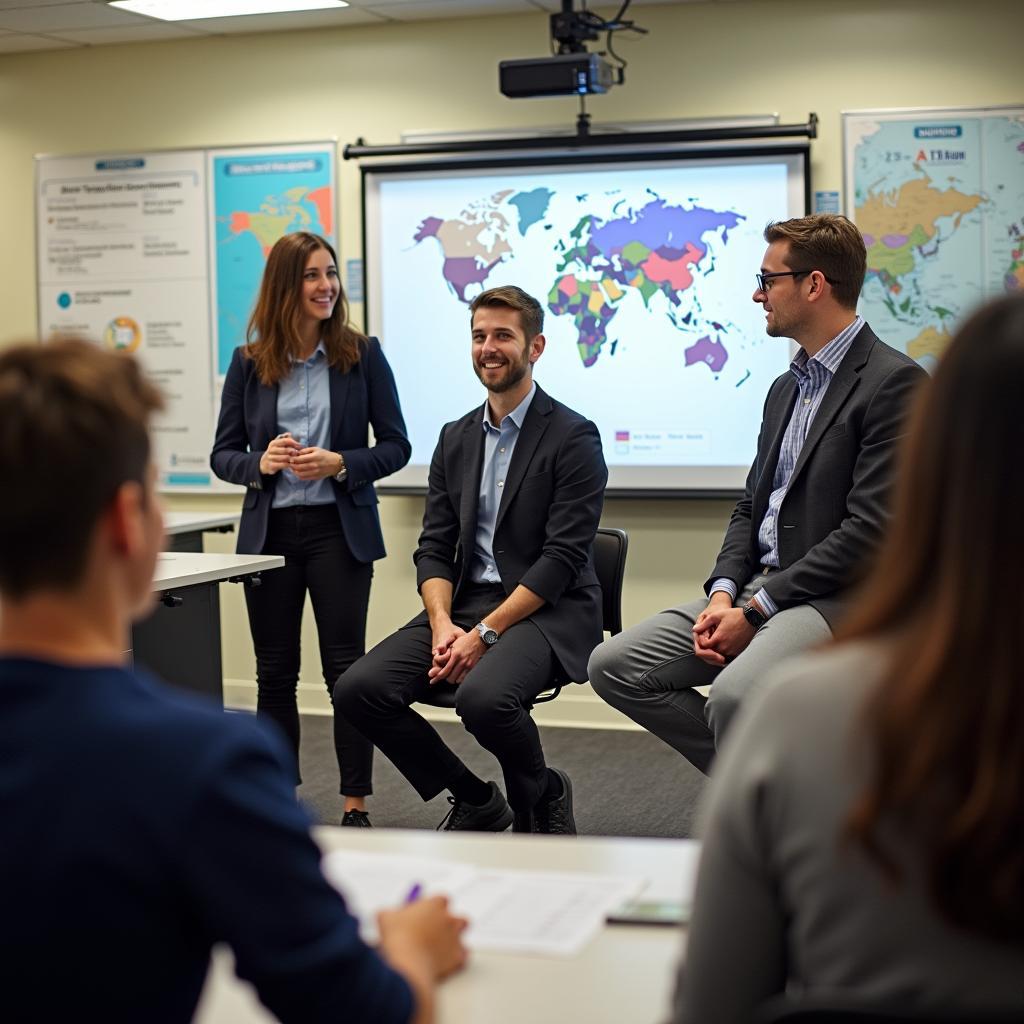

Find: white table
[133,552,284,701]
[195,828,697,1024]
[162,511,240,552]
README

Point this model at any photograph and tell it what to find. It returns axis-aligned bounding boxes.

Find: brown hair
[0,339,164,599]
[245,232,365,385]
[469,285,544,340]
[764,214,866,310]
[839,292,1024,944]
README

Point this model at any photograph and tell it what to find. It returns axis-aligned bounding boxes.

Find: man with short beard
[336,286,607,834]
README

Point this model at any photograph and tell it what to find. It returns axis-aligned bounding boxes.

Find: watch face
[477,624,499,645]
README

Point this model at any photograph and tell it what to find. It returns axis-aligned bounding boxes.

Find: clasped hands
[428,621,487,686]
[692,593,756,667]
[259,432,338,480]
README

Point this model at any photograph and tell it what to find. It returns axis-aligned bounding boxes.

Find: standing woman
[212,231,410,827]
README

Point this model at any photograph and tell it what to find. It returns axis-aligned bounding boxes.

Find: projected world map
[412,187,745,378]
[371,158,801,488]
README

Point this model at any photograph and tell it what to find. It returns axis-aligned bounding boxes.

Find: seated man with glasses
[589,214,927,774]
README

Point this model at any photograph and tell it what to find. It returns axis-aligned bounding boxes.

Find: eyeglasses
[755,270,840,292]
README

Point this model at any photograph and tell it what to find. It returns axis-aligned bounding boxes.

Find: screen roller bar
[344,113,818,160]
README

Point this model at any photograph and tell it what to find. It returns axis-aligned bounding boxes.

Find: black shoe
[437,782,513,832]
[532,767,576,835]
[512,810,533,833]
[341,809,372,828]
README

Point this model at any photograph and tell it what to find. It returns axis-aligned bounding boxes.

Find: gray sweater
[673,642,1024,1024]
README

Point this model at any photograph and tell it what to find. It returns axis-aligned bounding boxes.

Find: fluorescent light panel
[109,0,348,21]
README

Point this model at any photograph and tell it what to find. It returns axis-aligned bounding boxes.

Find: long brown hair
[840,292,1024,943]
[245,231,365,385]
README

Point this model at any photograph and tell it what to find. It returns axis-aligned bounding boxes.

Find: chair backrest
[593,527,628,637]
[757,997,1024,1024]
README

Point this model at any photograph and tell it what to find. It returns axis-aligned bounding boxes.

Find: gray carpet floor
[295,715,707,838]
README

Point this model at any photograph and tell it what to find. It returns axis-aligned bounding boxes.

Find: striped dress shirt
[710,316,864,618]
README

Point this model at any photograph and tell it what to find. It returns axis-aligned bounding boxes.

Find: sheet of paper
[321,850,476,941]
[321,850,645,956]
[451,869,644,956]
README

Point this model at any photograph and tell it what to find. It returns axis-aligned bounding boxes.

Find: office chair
[757,996,1024,1024]
[417,526,629,711]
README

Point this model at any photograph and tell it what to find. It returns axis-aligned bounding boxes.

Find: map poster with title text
[36,141,338,493]
[208,144,335,377]
[844,106,1024,370]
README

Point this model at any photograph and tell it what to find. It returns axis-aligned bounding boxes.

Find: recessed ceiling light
[109,0,349,21]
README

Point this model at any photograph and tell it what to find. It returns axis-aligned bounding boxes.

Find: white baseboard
[223,678,643,732]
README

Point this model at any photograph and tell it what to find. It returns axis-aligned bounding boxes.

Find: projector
[499,53,615,99]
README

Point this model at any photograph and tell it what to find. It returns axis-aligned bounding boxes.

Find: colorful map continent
[906,324,952,361]
[413,188,552,302]
[548,197,743,368]
[1007,221,1024,290]
[857,174,983,292]
[228,185,333,256]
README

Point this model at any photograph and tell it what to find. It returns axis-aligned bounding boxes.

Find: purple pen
[405,883,422,904]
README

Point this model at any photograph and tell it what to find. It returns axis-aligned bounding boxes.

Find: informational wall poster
[844,106,1024,371]
[36,142,336,492]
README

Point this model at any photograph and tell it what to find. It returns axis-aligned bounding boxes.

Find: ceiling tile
[0,0,75,9]
[0,2,148,32]
[177,7,386,32]
[364,0,531,20]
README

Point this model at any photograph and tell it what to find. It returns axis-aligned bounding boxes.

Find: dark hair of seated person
[837,291,1024,945]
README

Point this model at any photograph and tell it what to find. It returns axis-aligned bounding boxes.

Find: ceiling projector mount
[499,0,647,101]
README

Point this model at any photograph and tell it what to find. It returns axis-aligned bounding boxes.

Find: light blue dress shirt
[272,341,335,509]
[710,317,863,617]
[471,382,537,584]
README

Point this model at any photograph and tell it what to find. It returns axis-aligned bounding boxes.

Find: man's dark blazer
[210,337,410,563]
[706,323,927,628]
[411,383,608,683]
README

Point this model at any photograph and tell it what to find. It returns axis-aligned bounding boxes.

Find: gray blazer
[706,324,926,627]
[674,643,1024,1023]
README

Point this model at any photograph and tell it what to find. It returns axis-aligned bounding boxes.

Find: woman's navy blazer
[210,336,411,563]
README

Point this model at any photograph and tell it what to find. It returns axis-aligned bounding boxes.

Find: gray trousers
[588,577,831,774]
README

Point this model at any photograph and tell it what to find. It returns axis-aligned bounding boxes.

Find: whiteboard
[36,141,337,494]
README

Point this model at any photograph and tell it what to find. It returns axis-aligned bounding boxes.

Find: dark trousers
[244,504,373,796]
[334,583,557,812]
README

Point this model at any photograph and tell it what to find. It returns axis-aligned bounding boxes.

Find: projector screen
[363,146,809,495]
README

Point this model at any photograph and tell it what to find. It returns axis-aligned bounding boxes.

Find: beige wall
[1,0,1019,718]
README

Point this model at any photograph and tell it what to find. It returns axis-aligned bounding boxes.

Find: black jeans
[244,504,373,796]
[334,583,558,812]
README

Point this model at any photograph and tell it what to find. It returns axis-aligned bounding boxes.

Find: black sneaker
[512,810,533,833]
[436,781,513,832]
[532,768,576,835]
[341,809,372,828]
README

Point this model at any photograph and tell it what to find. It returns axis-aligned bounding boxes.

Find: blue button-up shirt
[272,341,335,509]
[711,316,863,616]
[471,383,536,584]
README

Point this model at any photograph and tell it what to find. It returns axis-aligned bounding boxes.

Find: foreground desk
[162,511,240,553]
[132,552,284,702]
[195,829,697,1024]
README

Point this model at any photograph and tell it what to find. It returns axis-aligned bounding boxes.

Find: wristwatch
[474,621,499,646]
[333,451,347,482]
[742,601,767,631]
